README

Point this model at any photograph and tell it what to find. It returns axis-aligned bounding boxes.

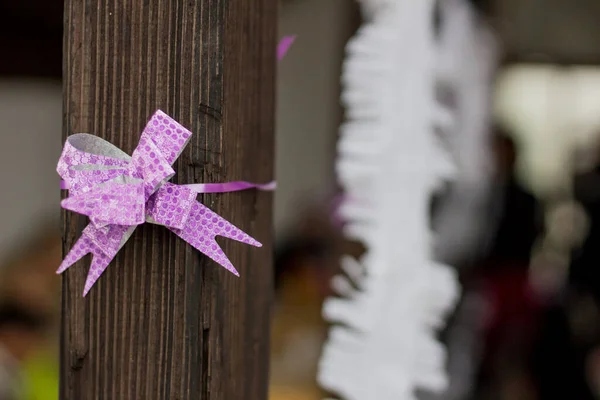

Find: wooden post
[61,0,276,398]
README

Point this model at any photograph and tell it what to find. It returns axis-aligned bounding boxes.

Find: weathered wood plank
[61,0,276,398]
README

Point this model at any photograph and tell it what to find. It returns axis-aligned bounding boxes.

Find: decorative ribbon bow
[58,111,273,295]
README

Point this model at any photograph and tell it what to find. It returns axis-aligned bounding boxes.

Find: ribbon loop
[57,134,131,195]
[136,111,192,165]
[130,138,175,198]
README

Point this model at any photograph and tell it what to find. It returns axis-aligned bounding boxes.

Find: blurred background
[5,0,600,399]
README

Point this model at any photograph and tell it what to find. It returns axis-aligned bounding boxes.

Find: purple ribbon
[58,111,273,296]
[61,180,276,193]
[185,181,276,193]
[277,35,296,61]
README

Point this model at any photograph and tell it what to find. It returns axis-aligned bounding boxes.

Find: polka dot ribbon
[57,110,273,296]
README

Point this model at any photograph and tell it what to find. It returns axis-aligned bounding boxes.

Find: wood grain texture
[61,0,277,398]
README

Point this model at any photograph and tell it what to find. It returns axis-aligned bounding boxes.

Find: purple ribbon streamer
[61,180,276,193]
[185,181,276,193]
[277,35,296,61]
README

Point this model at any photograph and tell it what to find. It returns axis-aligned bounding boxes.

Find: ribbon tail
[57,236,94,274]
[83,252,112,296]
[57,229,121,296]
[196,236,241,277]
[215,221,262,248]
[171,202,262,276]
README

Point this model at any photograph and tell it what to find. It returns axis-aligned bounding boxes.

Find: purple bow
[58,111,267,296]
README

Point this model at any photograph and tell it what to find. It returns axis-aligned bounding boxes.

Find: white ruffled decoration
[317,0,460,399]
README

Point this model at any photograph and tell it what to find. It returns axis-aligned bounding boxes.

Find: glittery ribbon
[58,110,271,296]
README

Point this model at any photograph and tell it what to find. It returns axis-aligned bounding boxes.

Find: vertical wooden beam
[61,0,277,398]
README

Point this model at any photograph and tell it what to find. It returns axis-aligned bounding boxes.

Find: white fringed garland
[317,1,460,399]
